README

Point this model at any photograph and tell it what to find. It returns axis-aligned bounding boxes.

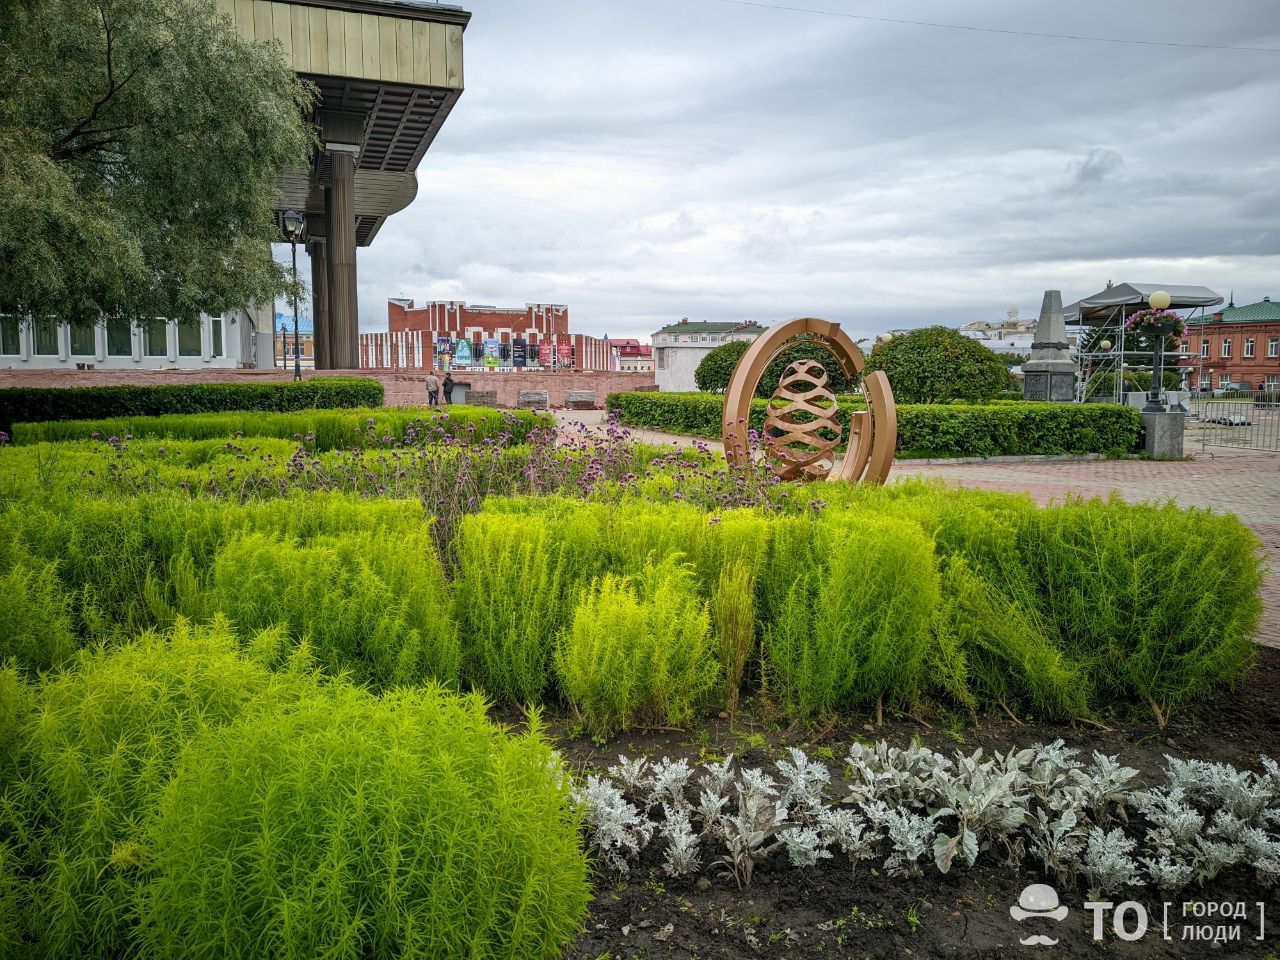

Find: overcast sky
[277,0,1280,342]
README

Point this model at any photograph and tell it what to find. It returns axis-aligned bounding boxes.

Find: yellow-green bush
[135,686,589,960]
[0,544,76,674]
[2,620,315,959]
[764,515,938,717]
[196,528,457,690]
[556,556,719,736]
[1019,498,1262,722]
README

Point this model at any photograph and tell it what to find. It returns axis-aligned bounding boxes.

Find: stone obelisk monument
[1022,289,1077,401]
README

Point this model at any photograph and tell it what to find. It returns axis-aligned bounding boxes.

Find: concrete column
[327,150,358,370]
[308,234,330,370]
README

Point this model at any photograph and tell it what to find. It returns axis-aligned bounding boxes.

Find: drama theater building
[1180,297,1280,392]
[360,299,612,371]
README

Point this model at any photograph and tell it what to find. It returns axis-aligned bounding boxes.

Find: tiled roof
[1189,298,1280,324]
[652,321,764,336]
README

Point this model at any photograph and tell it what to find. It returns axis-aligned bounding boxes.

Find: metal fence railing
[1186,391,1280,452]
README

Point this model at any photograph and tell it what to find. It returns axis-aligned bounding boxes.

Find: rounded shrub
[556,555,719,736]
[136,685,589,960]
[763,514,939,716]
[4,619,313,958]
[866,326,1011,404]
[200,527,458,690]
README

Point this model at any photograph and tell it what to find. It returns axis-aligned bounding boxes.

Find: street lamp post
[282,210,305,381]
[1144,290,1173,413]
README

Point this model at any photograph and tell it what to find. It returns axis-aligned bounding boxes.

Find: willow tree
[0,0,314,326]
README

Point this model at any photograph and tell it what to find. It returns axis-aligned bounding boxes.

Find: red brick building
[610,338,653,372]
[360,300,612,371]
[1179,297,1280,392]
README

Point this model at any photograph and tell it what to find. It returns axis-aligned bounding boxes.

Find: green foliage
[0,377,383,434]
[694,340,751,392]
[693,337,858,395]
[1020,498,1262,721]
[453,510,603,703]
[13,402,545,448]
[0,0,314,325]
[713,563,755,717]
[935,557,1088,719]
[4,620,314,958]
[136,685,589,960]
[556,556,718,736]
[763,515,938,716]
[197,528,458,691]
[0,541,76,674]
[604,391,1142,457]
[1085,368,1181,397]
[866,327,1012,404]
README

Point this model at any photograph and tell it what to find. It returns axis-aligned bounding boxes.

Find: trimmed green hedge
[0,376,383,434]
[11,405,549,448]
[604,391,1142,458]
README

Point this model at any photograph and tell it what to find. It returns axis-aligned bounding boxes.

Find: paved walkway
[557,411,1280,648]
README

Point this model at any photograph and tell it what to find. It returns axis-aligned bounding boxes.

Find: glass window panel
[145,320,167,356]
[0,316,19,355]
[69,322,95,356]
[177,321,201,357]
[211,316,223,357]
[107,317,132,355]
[33,318,58,355]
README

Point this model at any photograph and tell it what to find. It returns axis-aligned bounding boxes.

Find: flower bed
[604,391,1143,458]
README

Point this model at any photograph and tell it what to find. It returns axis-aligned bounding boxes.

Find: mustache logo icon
[1018,934,1060,947]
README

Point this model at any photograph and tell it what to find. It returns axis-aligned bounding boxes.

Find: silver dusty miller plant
[570,742,1280,894]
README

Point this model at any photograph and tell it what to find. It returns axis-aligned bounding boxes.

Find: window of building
[0,316,19,355]
[106,317,132,356]
[33,318,58,355]
[145,319,167,357]
[1270,337,1279,358]
[1201,339,1210,358]
[1221,338,1232,358]
[177,321,202,357]
[211,316,223,358]
[1199,374,1211,389]
[1267,374,1280,388]
[656,347,668,370]
[1245,338,1256,358]
[69,321,95,356]
[1180,340,1189,354]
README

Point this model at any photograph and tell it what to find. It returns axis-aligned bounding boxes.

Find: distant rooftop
[652,319,765,336]
[1188,296,1280,324]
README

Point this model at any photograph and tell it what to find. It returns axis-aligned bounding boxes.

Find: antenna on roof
[1229,290,1235,308]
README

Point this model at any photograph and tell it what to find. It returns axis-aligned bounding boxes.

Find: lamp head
[282,209,304,240]
[1099,339,1113,351]
[1148,290,1172,310]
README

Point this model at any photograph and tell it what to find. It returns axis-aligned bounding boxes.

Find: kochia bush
[136,686,589,960]
[556,556,719,736]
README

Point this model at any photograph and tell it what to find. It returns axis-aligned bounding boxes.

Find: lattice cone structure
[763,360,842,481]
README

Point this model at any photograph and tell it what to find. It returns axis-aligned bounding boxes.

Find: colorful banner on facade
[538,341,552,366]
[512,338,527,367]
[435,336,452,369]
[483,338,500,368]
[556,340,573,367]
[454,338,473,366]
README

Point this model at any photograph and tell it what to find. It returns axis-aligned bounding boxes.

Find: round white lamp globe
[1099,339,1113,351]
[1148,290,1172,310]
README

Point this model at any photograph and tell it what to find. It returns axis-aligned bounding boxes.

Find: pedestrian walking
[442,372,455,404]
[425,371,441,406]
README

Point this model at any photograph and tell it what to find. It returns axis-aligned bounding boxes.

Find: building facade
[957,310,1036,355]
[0,312,259,370]
[1179,297,1280,392]
[609,338,653,372]
[652,318,765,391]
[360,299,612,371]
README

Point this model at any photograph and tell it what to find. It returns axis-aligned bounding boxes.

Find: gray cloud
[279,0,1280,340]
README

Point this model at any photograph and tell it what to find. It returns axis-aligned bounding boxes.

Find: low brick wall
[0,368,659,410]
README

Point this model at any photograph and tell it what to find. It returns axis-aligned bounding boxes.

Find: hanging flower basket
[1125,308,1184,340]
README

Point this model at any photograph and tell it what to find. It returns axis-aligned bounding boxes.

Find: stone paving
[557,411,1280,649]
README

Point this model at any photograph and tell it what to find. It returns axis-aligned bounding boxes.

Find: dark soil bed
[513,647,1280,959]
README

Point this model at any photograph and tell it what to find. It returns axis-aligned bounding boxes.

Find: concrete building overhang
[217,0,468,245]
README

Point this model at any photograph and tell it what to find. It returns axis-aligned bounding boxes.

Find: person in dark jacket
[442,372,455,404]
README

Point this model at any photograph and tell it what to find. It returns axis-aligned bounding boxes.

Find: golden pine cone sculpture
[763,359,843,481]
